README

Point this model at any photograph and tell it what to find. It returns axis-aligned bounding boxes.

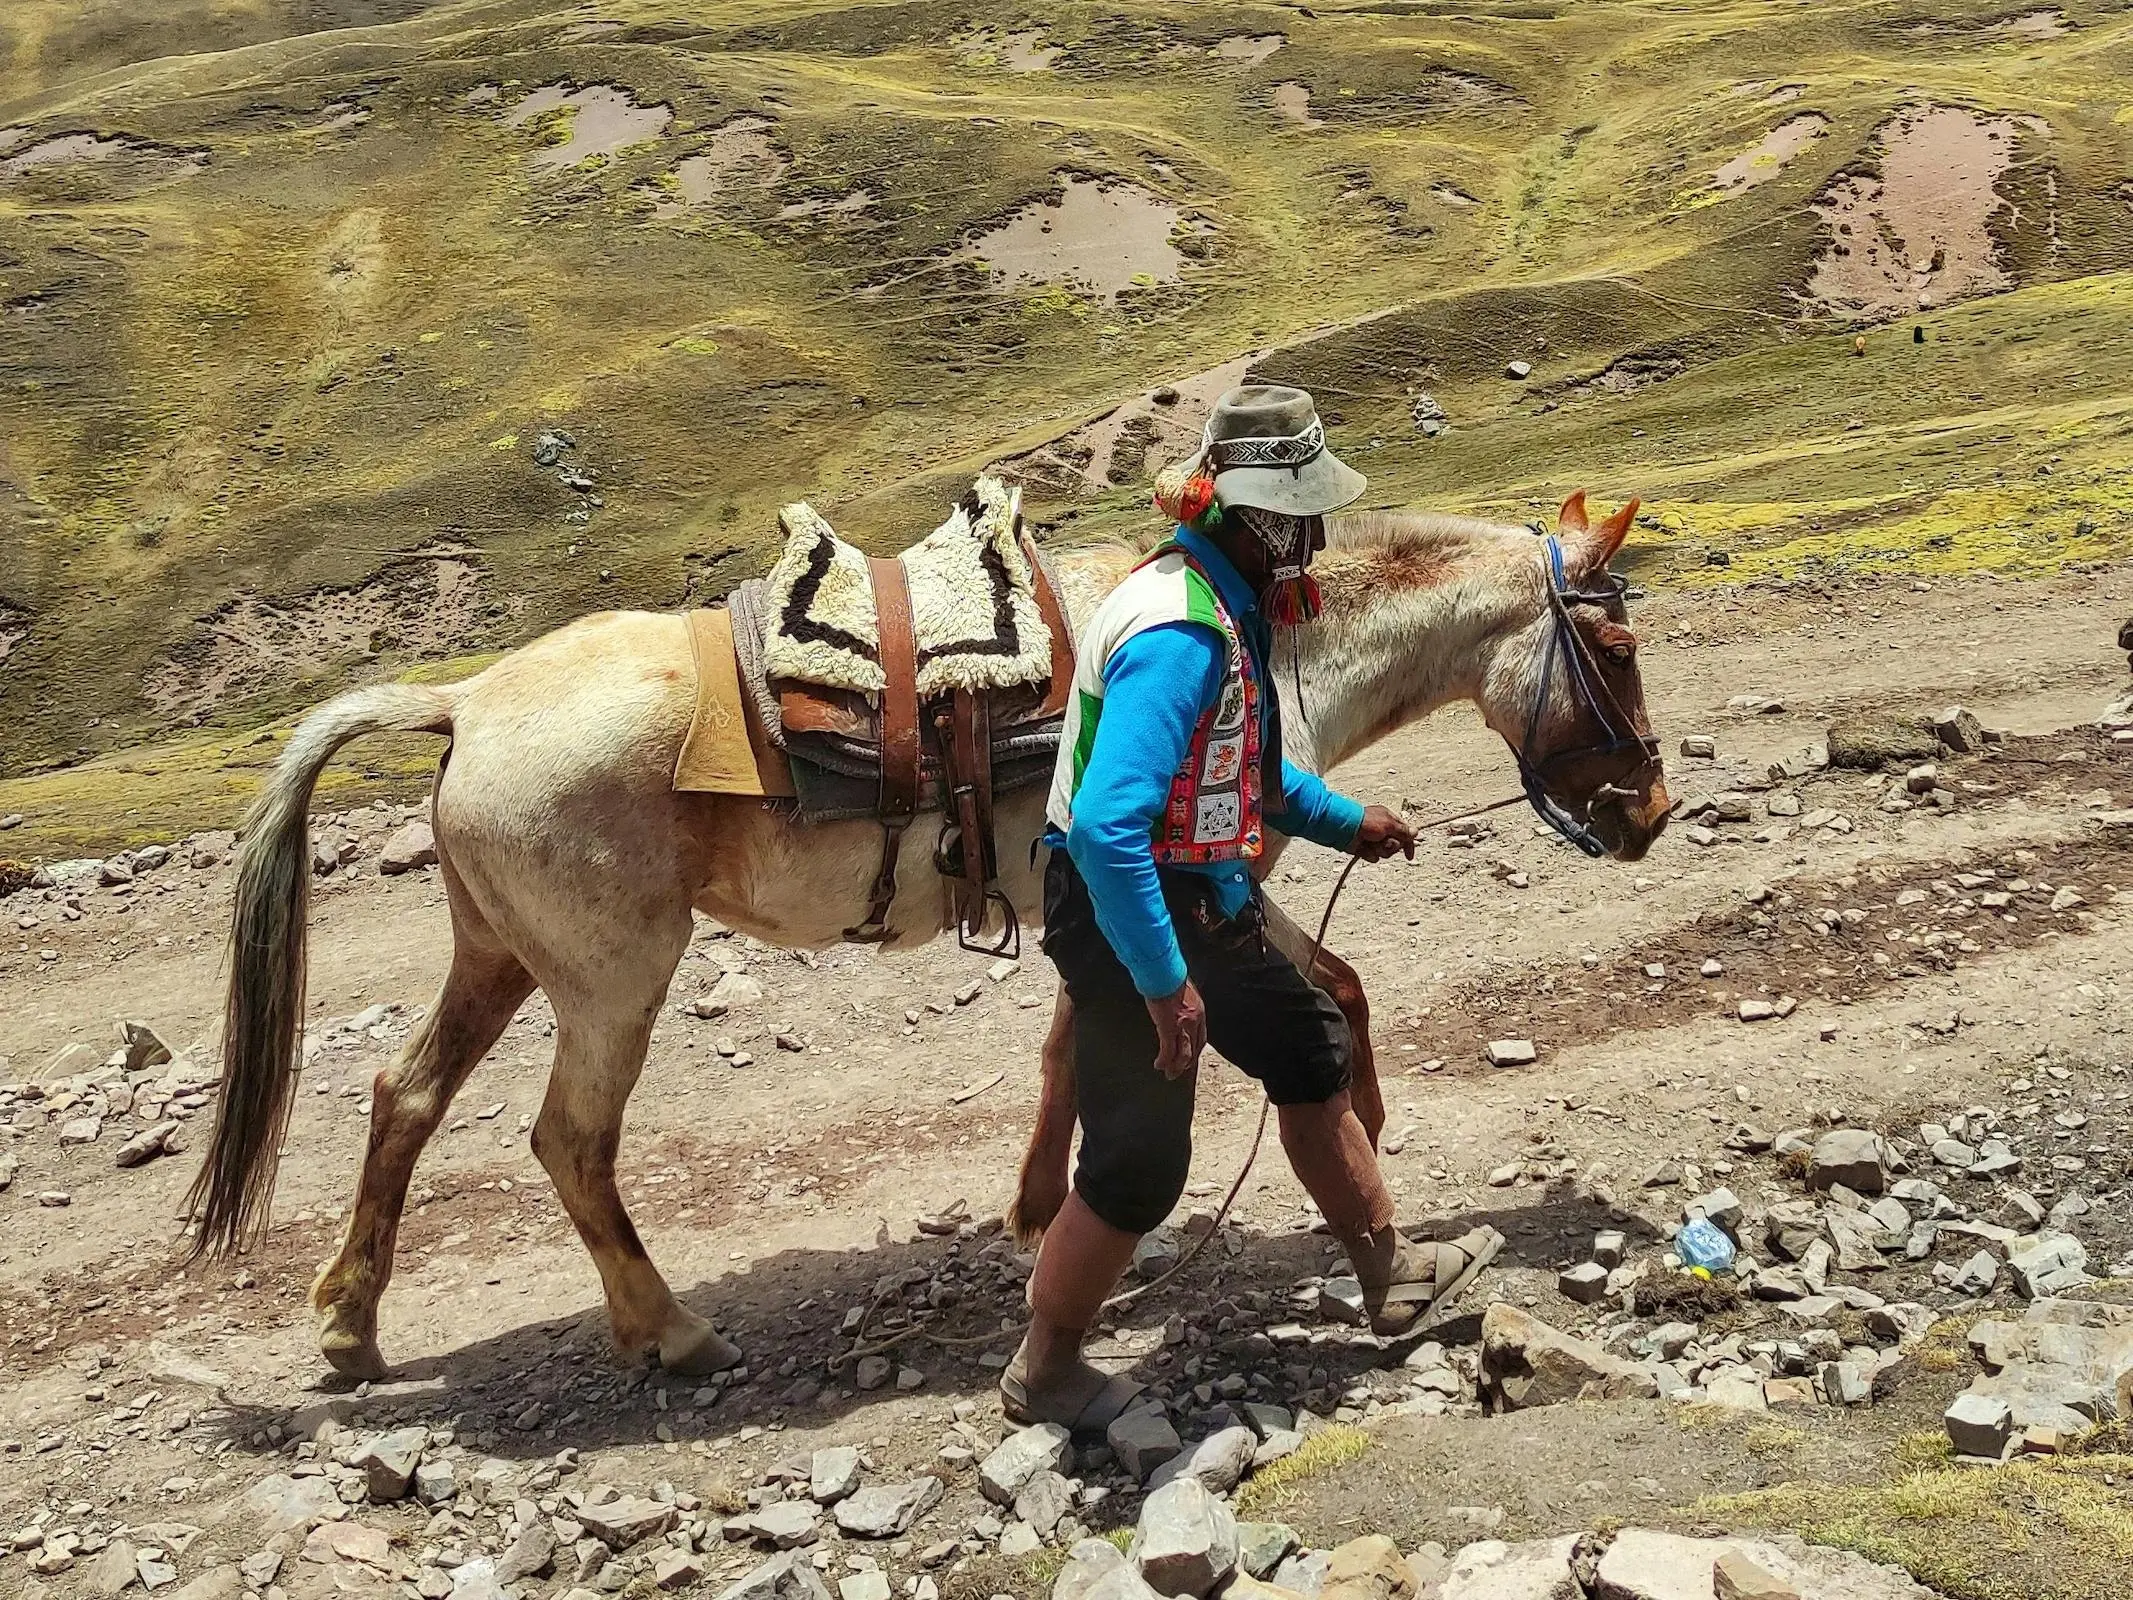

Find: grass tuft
[1634,1273,1741,1321]
[1700,1436,2133,1600]
[1744,1423,1813,1457]
[1235,1425,1372,1520]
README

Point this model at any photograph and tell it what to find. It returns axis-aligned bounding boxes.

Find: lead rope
[838,791,1532,1364]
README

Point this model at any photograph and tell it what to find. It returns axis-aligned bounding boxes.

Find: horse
[186,491,1668,1382]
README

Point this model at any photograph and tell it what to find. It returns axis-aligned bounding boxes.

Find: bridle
[1510,532,1662,858]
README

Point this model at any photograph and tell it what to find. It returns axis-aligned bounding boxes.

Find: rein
[1114,540,1655,1304]
[838,787,1546,1367]
[1096,781,1535,1306]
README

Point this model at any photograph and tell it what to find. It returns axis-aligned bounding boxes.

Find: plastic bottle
[1676,1216,1737,1277]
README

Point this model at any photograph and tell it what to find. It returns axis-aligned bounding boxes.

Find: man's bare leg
[1279,1089,1500,1334]
[1001,1190,1145,1429]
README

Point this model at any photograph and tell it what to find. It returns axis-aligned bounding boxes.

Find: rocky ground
[4,565,2133,1600]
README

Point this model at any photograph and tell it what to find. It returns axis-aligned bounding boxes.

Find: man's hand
[1351,802,1417,861]
[1146,980,1207,1079]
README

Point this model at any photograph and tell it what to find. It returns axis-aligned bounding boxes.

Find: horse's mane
[1327,508,1528,554]
[1062,507,1520,559]
[1046,507,1537,609]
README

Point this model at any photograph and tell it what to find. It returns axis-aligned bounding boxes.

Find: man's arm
[1271,761,1365,851]
[1063,623,1224,998]
[1275,761,1416,861]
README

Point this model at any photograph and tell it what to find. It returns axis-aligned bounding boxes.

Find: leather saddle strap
[950,688,995,898]
[1022,531,1075,719]
[869,556,921,819]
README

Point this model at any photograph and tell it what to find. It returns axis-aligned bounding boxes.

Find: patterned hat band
[1202,417,1326,471]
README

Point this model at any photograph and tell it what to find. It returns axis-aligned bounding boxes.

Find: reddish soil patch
[1808,106,2019,319]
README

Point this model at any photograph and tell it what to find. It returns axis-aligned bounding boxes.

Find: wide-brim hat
[1203,384,1366,517]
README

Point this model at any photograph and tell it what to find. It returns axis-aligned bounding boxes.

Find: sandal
[999,1355,1146,1435]
[1365,1225,1503,1336]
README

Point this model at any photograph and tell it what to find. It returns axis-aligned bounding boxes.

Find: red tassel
[1263,574,1322,626]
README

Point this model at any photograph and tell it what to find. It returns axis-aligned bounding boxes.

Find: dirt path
[4,564,2132,1597]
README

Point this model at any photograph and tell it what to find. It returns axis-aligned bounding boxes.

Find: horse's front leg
[1309,944,1382,1146]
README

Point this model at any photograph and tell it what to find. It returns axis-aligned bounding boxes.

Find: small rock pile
[1671,709,2002,851]
[1481,1096,2126,1429]
[1941,1297,2133,1462]
[1050,1493,1934,1599]
[234,1422,728,1600]
[0,1022,212,1204]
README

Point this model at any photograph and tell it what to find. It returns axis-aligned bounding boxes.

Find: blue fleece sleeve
[1273,760,1366,851]
[1064,623,1225,997]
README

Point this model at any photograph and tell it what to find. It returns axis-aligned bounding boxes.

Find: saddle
[691,480,1074,955]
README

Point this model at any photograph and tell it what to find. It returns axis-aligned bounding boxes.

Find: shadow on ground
[210,1188,1662,1460]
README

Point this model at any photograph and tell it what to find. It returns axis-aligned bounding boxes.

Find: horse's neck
[1053,529,1535,777]
[1281,541,1535,777]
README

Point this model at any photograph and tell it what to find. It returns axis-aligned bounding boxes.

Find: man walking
[1003,385,1502,1430]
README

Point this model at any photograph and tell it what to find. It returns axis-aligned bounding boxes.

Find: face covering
[1232,505,1324,625]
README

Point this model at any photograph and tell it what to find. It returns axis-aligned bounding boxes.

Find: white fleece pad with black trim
[761,501,883,694]
[760,477,1052,700]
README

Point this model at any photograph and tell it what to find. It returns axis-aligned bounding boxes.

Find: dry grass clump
[1235,1425,1372,1520]
[1701,1429,2133,1600]
[1633,1272,1741,1320]
[1743,1423,1813,1457]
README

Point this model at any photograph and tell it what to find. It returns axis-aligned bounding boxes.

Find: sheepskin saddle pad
[761,476,1052,699]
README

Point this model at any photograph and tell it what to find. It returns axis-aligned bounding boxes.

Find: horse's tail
[185,683,456,1259]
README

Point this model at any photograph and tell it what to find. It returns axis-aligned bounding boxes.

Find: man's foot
[1360,1225,1504,1336]
[999,1348,1146,1434]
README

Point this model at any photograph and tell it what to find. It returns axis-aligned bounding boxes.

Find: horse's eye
[1605,640,1636,665]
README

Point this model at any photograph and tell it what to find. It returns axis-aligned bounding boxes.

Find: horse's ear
[1558,490,1590,534]
[1598,497,1639,556]
[1571,497,1639,574]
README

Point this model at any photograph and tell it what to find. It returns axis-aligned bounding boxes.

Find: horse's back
[450,609,694,775]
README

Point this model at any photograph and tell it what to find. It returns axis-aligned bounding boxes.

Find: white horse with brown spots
[188,494,1668,1381]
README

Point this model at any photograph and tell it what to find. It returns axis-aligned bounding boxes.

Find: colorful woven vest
[1045,545,1266,863]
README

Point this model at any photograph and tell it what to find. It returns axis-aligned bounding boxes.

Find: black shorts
[1041,850,1352,1235]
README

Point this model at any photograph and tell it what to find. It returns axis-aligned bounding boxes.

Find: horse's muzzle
[1585,773,1671,861]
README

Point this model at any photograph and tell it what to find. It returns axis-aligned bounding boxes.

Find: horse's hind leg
[534,948,741,1376]
[1008,987,1077,1246]
[1008,899,1386,1246]
[312,937,535,1379]
[1260,897,1383,1146]
[1308,945,1382,1145]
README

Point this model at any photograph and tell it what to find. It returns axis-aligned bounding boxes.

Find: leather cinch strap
[949,688,994,897]
[845,557,920,943]
[1022,531,1075,719]
[869,556,921,819]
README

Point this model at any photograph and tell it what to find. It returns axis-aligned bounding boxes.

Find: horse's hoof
[320,1325,390,1382]
[658,1312,743,1376]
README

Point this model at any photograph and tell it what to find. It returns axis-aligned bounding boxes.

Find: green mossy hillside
[2,0,2130,850]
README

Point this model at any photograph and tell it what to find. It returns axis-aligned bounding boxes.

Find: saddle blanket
[672,607,796,797]
[761,476,1053,700]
